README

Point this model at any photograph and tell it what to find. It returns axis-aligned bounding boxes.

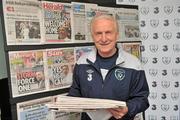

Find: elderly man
[68,14,149,120]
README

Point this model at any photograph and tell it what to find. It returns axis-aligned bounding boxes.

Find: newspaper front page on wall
[8,50,47,97]
[17,97,52,120]
[3,0,43,45]
[42,1,72,44]
[17,95,81,120]
[115,8,140,42]
[85,3,98,42]
[72,2,87,43]
[45,48,75,91]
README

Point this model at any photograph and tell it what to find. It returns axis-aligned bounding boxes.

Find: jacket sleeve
[68,64,82,97]
[124,70,149,118]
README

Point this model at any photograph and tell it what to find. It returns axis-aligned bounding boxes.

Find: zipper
[86,59,125,93]
[103,61,125,82]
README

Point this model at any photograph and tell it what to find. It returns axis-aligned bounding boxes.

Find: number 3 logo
[87,74,92,81]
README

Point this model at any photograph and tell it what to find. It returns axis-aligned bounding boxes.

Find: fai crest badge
[115,69,125,81]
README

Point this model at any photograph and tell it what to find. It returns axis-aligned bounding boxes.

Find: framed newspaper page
[2,0,44,45]
[71,2,87,43]
[42,1,72,44]
[45,47,75,91]
[8,49,47,97]
[115,7,140,42]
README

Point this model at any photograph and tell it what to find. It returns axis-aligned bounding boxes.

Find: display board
[0,19,7,79]
[117,0,180,119]
[0,0,142,119]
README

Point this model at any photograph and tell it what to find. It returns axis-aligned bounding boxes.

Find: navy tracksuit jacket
[68,46,149,120]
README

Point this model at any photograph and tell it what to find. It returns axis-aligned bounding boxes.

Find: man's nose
[101,33,107,42]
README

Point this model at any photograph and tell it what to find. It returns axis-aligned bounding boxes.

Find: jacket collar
[86,44,125,65]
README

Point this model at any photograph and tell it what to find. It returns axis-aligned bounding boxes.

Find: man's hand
[108,106,128,119]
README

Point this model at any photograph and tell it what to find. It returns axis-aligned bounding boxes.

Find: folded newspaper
[46,95,126,112]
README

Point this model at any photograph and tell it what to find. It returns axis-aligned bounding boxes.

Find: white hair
[90,14,119,33]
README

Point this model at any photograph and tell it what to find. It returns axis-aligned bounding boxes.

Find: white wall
[117,0,180,119]
[0,18,7,79]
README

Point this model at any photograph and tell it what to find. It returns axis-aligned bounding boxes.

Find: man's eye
[96,32,102,35]
[95,32,102,36]
[106,31,111,34]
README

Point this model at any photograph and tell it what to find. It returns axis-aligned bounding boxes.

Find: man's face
[36,72,44,81]
[91,18,119,57]
[62,65,69,75]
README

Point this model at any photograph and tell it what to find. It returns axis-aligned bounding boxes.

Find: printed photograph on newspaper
[8,50,47,97]
[119,42,141,59]
[42,1,72,43]
[45,48,75,90]
[75,46,94,62]
[2,0,43,45]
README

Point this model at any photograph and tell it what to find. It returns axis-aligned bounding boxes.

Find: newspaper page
[45,48,75,90]
[17,97,52,120]
[120,42,141,59]
[50,94,81,120]
[8,50,47,97]
[133,113,144,120]
[97,6,115,16]
[17,95,81,120]
[115,8,140,42]
[85,3,98,42]
[71,2,87,43]
[75,46,94,62]
[46,95,126,112]
[2,0,43,45]
[42,1,72,44]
